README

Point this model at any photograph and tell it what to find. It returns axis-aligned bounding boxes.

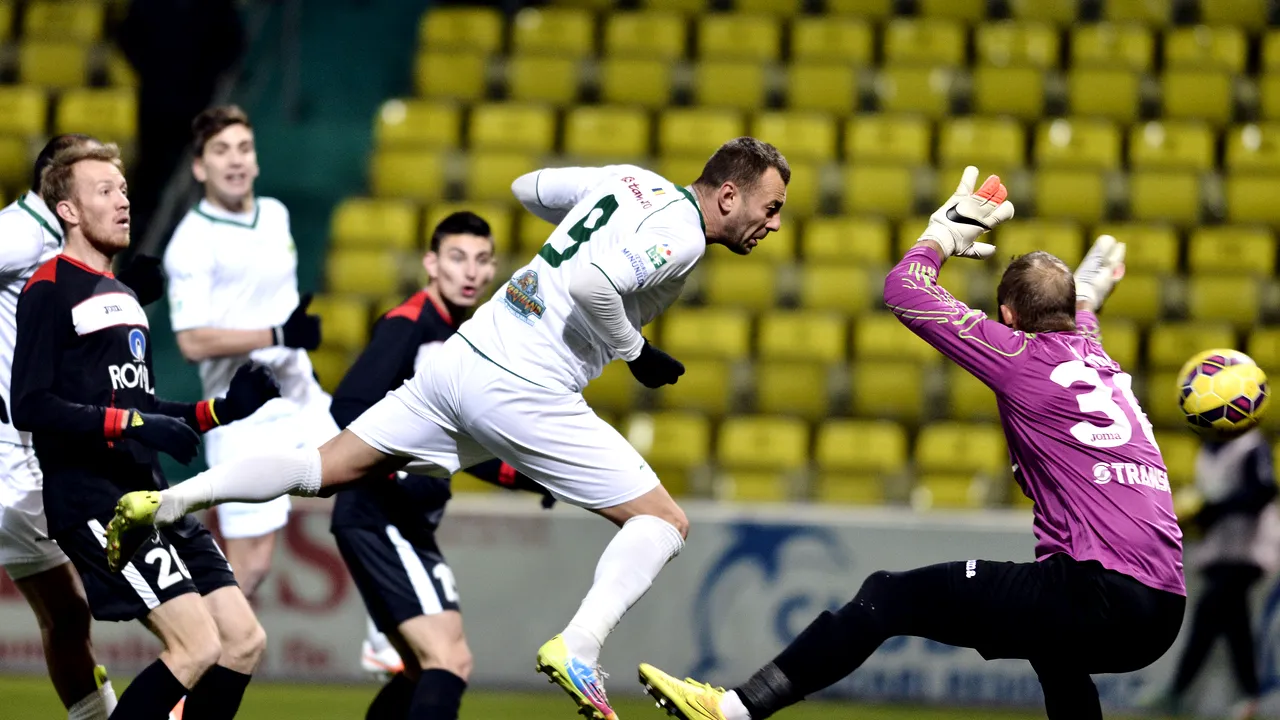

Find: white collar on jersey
[19,191,62,243]
[194,197,260,229]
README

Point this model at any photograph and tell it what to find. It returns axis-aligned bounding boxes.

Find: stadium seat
[1071,24,1154,72]
[516,212,555,256]
[757,310,847,363]
[790,17,873,64]
[469,103,556,154]
[1105,0,1172,25]
[563,106,650,160]
[1248,327,1280,371]
[716,415,810,472]
[971,66,1046,120]
[1128,121,1215,171]
[816,419,908,476]
[507,56,579,104]
[1165,26,1247,73]
[719,471,791,502]
[657,358,735,415]
[883,19,966,67]
[751,112,836,164]
[1093,223,1179,274]
[876,66,956,118]
[1188,226,1277,275]
[1226,174,1280,226]
[1101,272,1162,323]
[308,348,353,393]
[1068,68,1140,122]
[662,307,751,360]
[845,115,931,167]
[425,202,513,255]
[1148,322,1237,370]
[1097,318,1140,370]
[326,250,405,296]
[851,361,925,421]
[373,100,460,149]
[370,150,447,201]
[945,365,998,421]
[787,63,857,114]
[975,22,1059,69]
[659,108,746,158]
[54,89,136,144]
[19,42,88,88]
[694,61,767,111]
[1128,171,1201,225]
[0,2,13,42]
[815,474,885,505]
[583,361,636,414]
[854,312,937,365]
[642,0,707,10]
[1162,70,1233,126]
[1034,118,1121,171]
[1155,430,1197,488]
[1225,124,1280,173]
[739,222,798,264]
[0,137,26,190]
[419,7,503,53]
[0,86,47,138]
[599,58,673,108]
[414,52,488,101]
[775,160,818,217]
[24,0,102,42]
[842,165,915,218]
[916,422,1008,477]
[799,264,874,314]
[330,198,419,251]
[512,7,594,57]
[310,295,370,352]
[918,0,987,20]
[604,12,687,60]
[802,216,892,265]
[938,117,1026,171]
[826,0,894,17]
[914,474,994,509]
[697,14,780,61]
[1186,276,1259,328]
[992,219,1083,266]
[1010,0,1077,24]
[736,0,806,15]
[1034,170,1107,223]
[464,152,538,202]
[1145,370,1185,427]
[1260,77,1280,121]
[702,262,778,311]
[1202,0,1268,25]
[657,157,707,189]
[106,49,136,88]
[625,411,712,496]
[755,361,831,419]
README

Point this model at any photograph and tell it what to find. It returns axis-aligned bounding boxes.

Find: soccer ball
[1176,349,1270,439]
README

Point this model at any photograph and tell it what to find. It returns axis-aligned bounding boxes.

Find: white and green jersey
[459,165,707,393]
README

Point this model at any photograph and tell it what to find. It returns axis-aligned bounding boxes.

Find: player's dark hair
[33,134,98,194]
[430,211,492,253]
[694,137,791,193]
[192,104,252,156]
[997,251,1077,334]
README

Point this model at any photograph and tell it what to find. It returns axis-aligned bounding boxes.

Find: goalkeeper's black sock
[366,673,414,720]
[110,659,188,719]
[182,664,253,720]
[409,668,467,719]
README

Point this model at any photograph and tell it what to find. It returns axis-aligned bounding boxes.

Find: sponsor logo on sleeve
[622,247,650,287]
[620,176,653,210]
[645,243,673,270]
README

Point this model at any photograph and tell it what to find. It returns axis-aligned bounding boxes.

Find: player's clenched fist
[920,165,1015,260]
[123,411,201,464]
[627,340,685,388]
[274,293,322,350]
[217,361,282,423]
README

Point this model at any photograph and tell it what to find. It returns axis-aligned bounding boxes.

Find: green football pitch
[0,674,1147,719]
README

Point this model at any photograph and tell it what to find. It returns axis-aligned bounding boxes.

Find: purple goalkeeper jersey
[885,246,1185,596]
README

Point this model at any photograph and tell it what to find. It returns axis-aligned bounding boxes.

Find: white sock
[562,515,684,665]
[99,680,116,715]
[721,690,751,720]
[158,448,322,525]
[68,688,107,720]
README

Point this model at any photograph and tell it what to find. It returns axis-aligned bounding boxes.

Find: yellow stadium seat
[419,7,503,53]
[508,56,579,104]
[308,348,353,393]
[425,202,513,255]
[451,471,499,495]
[883,19,966,67]
[1249,327,1280,371]
[625,411,712,496]
[1162,70,1234,126]
[992,219,1083,266]
[1186,276,1259,328]
[912,474,992,510]
[803,217,892,265]
[843,165,915,218]
[851,361,925,421]
[815,474,885,505]
[1034,170,1107,223]
[816,420,908,476]
[374,100,460,149]
[1145,370,1185,427]
[0,86,47,138]
[310,295,370,351]
[716,415,810,471]
[1155,430,1197,488]
[938,117,1026,170]
[604,12,687,60]
[54,89,135,144]
[799,264,874,314]
[1101,272,1162,322]
[1164,26,1247,73]
[1093,223,1179,274]
[1068,68,1140,122]
[1129,171,1201,225]
[1260,76,1280,121]
[916,422,1008,476]
[1034,118,1121,171]
[854,312,936,365]
[1188,226,1277,275]
[919,0,987,21]
[1010,0,1077,24]
[778,160,819,217]
[971,66,1046,120]
[662,307,751,360]
[583,361,636,414]
[975,21,1059,69]
[0,136,27,189]
[464,152,537,203]
[512,7,593,57]
[736,0,806,15]
[736,222,798,264]
[697,14,780,61]
[1149,322,1237,370]
[701,262,777,311]
[642,0,707,10]
[827,0,894,16]
[845,115,931,166]
[370,150,446,200]
[1226,174,1280,226]
[562,106,650,161]
[877,66,957,118]
[1266,33,1280,73]
[469,103,555,154]
[945,365,998,421]
[659,108,746,158]
[719,471,792,502]
[106,49,136,88]
[331,198,419,251]
[326,250,404,296]
[787,63,856,114]
[657,358,734,415]
[751,112,836,163]
[755,361,831,419]
[1202,0,1268,25]
[0,2,14,42]
[757,310,847,363]
[415,52,488,101]
[1225,124,1280,173]
[19,42,88,88]
[24,0,102,42]
[1105,0,1172,25]
[1071,23,1154,71]
[656,157,706,188]
[790,17,873,64]
[1097,318,1140,369]
[694,61,767,111]
[1129,121,1215,172]
[599,58,673,108]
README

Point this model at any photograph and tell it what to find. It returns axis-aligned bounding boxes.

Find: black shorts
[333,524,460,635]
[56,514,238,622]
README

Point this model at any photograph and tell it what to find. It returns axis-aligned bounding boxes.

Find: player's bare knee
[170,633,223,681]
[223,619,267,672]
[419,639,473,682]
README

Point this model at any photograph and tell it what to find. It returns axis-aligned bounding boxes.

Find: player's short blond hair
[39,143,125,212]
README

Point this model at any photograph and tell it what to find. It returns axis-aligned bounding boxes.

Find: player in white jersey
[163,105,335,597]
[109,137,790,719]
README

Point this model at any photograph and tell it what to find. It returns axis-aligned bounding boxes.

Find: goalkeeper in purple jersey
[638,167,1186,720]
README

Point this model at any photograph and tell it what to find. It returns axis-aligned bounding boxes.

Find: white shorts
[205,395,341,539]
[0,442,68,579]
[348,334,659,509]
